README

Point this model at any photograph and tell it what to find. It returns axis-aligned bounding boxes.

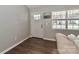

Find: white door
[31,15,44,38]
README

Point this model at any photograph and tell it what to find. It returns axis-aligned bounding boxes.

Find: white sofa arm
[56,33,79,54]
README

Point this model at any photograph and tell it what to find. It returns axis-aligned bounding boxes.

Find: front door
[31,15,44,38]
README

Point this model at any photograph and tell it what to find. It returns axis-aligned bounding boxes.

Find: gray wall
[0,5,30,53]
[30,5,79,39]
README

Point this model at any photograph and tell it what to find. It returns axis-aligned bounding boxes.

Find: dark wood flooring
[5,37,58,54]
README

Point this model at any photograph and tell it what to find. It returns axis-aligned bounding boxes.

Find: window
[67,10,79,30]
[68,20,79,30]
[52,20,66,29]
[33,14,40,20]
[68,10,79,19]
[52,11,66,19]
[52,10,79,30]
[52,11,66,29]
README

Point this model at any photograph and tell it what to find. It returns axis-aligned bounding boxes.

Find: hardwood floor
[5,37,58,54]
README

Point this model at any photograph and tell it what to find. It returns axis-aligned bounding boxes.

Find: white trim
[0,35,31,54]
[43,38,56,41]
[30,35,56,41]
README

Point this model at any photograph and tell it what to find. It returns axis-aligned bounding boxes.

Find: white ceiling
[27,5,79,8]
[27,5,42,8]
[26,5,79,12]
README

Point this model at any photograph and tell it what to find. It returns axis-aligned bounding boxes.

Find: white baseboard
[0,35,31,54]
[30,35,56,41]
[43,38,56,41]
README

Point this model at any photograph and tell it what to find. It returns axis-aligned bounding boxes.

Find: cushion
[68,34,76,41]
[77,35,79,39]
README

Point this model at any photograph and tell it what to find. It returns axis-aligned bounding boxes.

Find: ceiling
[27,5,42,8]
[27,5,79,8]
[26,5,79,12]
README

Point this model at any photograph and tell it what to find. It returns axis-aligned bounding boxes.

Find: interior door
[31,15,44,38]
[43,19,53,38]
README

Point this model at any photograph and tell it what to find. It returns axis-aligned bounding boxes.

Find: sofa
[56,33,79,54]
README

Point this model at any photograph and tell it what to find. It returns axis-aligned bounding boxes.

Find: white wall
[0,5,30,53]
[30,5,79,40]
